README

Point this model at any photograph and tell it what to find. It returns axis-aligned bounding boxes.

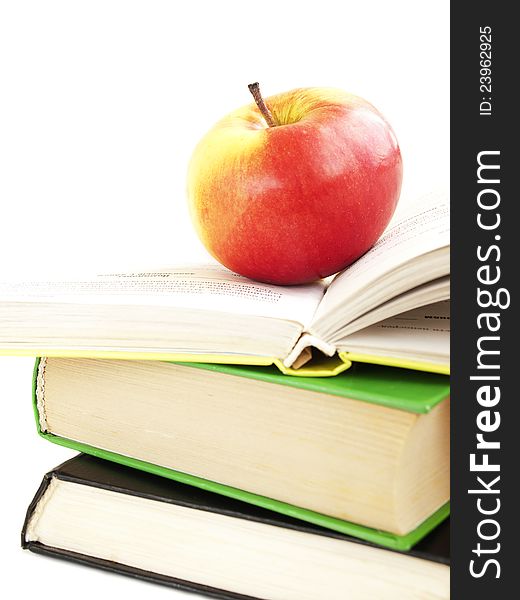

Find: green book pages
[32,358,450,551]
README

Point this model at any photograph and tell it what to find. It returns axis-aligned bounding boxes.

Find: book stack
[2,193,450,599]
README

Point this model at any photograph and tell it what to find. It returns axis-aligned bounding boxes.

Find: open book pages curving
[0,191,449,376]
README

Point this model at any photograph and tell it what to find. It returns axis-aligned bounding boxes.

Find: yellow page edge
[0,348,353,377]
[0,348,272,365]
[0,348,448,376]
[340,351,450,375]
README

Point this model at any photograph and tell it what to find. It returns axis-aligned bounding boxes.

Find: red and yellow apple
[187,84,402,285]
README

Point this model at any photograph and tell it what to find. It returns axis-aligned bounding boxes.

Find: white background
[0,1,449,597]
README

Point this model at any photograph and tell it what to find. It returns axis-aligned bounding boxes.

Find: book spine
[21,471,53,549]
[23,542,258,600]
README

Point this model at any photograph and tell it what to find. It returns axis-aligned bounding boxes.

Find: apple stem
[248,82,278,127]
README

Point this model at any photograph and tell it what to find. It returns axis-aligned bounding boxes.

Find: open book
[0,191,449,376]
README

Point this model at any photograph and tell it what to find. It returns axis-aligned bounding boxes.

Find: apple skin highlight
[187,87,403,285]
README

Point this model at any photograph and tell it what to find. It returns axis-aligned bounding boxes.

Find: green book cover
[180,360,450,414]
[32,358,450,551]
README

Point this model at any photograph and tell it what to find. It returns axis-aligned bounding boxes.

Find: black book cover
[22,454,449,598]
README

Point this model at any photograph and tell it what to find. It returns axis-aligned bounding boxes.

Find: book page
[337,301,450,361]
[312,190,449,325]
[332,276,450,341]
[0,264,325,328]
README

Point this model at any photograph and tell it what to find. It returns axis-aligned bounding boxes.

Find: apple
[187,83,403,285]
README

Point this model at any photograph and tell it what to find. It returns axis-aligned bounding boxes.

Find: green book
[33,357,450,551]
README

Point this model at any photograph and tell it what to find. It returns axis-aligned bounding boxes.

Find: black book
[22,454,449,600]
